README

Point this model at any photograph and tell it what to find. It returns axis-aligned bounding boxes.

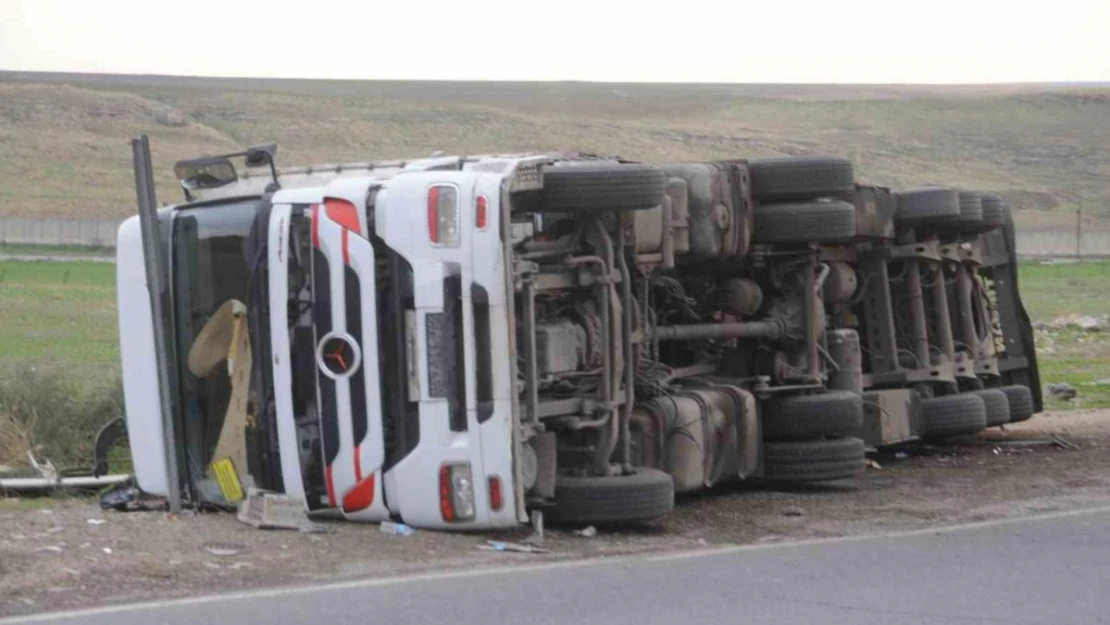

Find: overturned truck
[116,146,1040,529]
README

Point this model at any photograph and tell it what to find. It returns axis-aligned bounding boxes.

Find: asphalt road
[6,506,1110,625]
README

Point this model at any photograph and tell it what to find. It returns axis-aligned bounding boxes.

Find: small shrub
[0,368,123,473]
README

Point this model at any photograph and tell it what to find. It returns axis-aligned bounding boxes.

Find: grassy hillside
[1,72,1108,229]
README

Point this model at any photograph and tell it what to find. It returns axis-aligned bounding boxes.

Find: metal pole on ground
[132,134,182,514]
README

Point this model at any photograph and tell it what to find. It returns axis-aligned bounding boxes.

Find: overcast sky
[1,0,1108,83]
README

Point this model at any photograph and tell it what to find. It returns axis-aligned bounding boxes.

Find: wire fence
[1015,229,1110,258]
[0,216,124,249]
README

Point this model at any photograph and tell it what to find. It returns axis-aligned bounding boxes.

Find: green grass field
[0,260,118,377]
[1017,262,1110,319]
[1,258,1106,405]
[1018,261,1110,411]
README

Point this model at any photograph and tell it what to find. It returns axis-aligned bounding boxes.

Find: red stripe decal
[341,228,350,265]
[342,475,375,513]
[354,445,362,481]
[324,464,336,508]
[311,204,320,249]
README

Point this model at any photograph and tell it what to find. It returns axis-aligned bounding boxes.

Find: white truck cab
[119,152,549,529]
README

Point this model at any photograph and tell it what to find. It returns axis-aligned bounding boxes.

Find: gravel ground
[2,408,1108,617]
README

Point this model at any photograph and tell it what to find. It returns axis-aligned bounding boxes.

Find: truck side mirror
[173,156,238,191]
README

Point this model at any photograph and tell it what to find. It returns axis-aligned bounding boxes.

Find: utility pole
[131,135,183,514]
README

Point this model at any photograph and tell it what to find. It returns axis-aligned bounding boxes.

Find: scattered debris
[99,483,164,512]
[100,485,139,511]
[102,547,112,555]
[203,542,248,557]
[1092,379,1110,386]
[228,562,252,570]
[894,452,910,460]
[1052,435,1081,451]
[1047,383,1078,400]
[866,459,883,470]
[480,540,550,554]
[1074,316,1103,332]
[299,523,336,535]
[573,525,598,538]
[35,545,64,553]
[86,519,106,526]
[61,568,80,577]
[994,439,1053,448]
[379,521,415,537]
[781,507,805,517]
[236,488,310,530]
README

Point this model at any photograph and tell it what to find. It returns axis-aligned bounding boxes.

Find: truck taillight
[427,185,460,246]
[476,195,488,230]
[438,463,475,522]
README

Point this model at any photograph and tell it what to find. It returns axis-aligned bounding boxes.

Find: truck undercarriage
[117,147,1041,530]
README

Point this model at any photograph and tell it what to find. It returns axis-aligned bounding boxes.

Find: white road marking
[5,503,1110,625]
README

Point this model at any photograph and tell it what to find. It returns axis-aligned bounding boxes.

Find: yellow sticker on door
[210,458,244,503]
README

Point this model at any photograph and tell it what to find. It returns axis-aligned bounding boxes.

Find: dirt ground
[2,407,1109,617]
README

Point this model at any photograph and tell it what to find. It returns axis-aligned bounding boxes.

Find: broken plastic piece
[99,483,145,511]
[237,488,310,530]
[203,542,248,556]
[380,521,414,537]
[481,540,550,554]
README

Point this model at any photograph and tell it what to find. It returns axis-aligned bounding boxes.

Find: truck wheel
[944,190,985,234]
[968,388,1011,427]
[998,384,1035,423]
[956,191,984,223]
[748,155,854,201]
[762,391,863,441]
[920,393,987,439]
[536,162,666,213]
[895,187,961,224]
[763,437,866,483]
[752,199,856,244]
[979,192,1007,228]
[546,468,675,525]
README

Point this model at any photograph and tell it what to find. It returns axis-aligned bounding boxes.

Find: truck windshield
[170,199,262,502]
